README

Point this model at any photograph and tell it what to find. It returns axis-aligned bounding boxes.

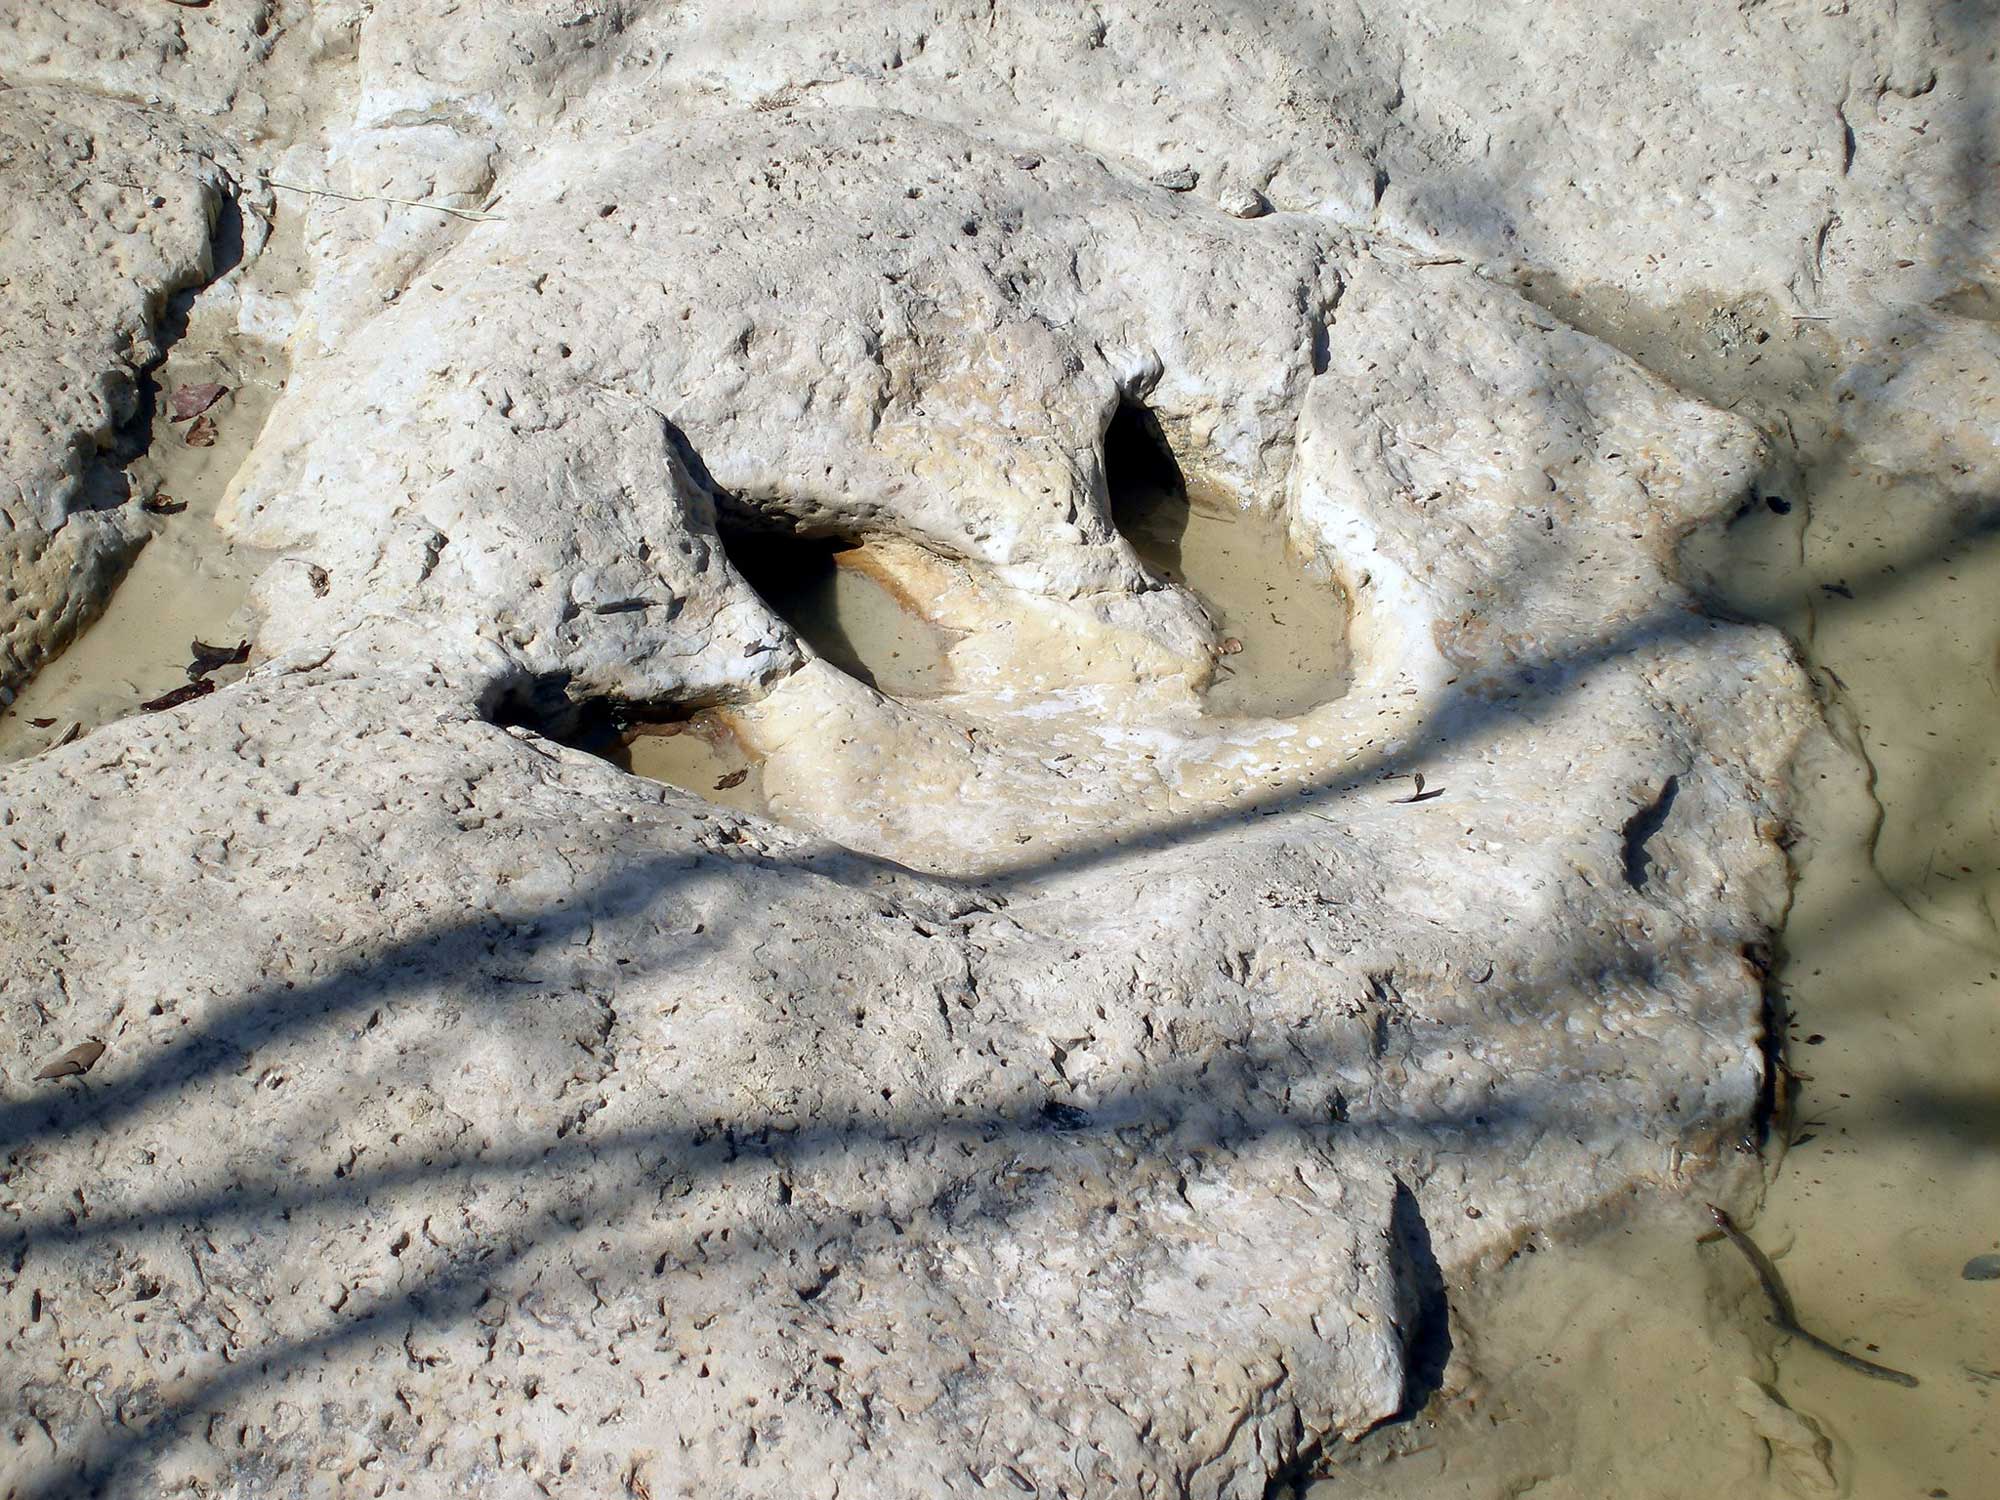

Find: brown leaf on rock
[183,413,218,447]
[714,768,749,790]
[28,717,56,728]
[35,1039,105,1081]
[1392,771,1446,804]
[140,679,216,713]
[169,382,227,422]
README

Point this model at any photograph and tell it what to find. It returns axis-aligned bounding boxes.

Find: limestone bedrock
[8,1,1948,1496]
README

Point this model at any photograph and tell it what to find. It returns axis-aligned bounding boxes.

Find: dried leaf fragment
[28,717,56,728]
[187,639,251,680]
[1392,771,1446,804]
[169,382,226,422]
[140,679,216,713]
[184,413,218,448]
[714,769,749,790]
[35,1039,105,1081]
[143,492,186,515]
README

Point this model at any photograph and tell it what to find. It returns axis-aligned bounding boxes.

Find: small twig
[1704,1205,1918,1388]
[261,175,504,223]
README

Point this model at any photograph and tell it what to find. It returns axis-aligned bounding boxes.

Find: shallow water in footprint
[619,498,1352,814]
[1116,480,1351,720]
[618,716,765,814]
[729,535,954,700]
[619,453,1356,816]
[0,334,279,765]
[612,537,949,808]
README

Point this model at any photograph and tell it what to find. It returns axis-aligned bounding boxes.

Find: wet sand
[1695,463,2000,1499]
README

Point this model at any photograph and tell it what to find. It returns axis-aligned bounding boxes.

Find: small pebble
[1218,186,1270,219]
[1963,1253,2000,1281]
[1151,165,1199,192]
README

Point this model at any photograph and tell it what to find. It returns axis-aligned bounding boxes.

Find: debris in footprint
[140,679,216,713]
[186,639,250,681]
[169,382,227,422]
[184,413,218,448]
[35,1039,105,1081]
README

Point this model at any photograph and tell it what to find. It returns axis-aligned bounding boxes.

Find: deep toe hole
[717,519,950,698]
[1105,399,1352,720]
[1105,399,1187,519]
[537,517,956,816]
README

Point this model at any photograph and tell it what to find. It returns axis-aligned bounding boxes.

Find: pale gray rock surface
[0,644,1786,1498]
[3,3,1993,1498]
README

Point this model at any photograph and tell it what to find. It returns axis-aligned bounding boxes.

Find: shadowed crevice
[1388,1179,1454,1417]
[1621,773,1681,890]
[1105,398,1188,569]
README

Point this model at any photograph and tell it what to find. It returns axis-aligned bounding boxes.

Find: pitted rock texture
[5,3,1990,1498]
[0,654,1782,1499]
